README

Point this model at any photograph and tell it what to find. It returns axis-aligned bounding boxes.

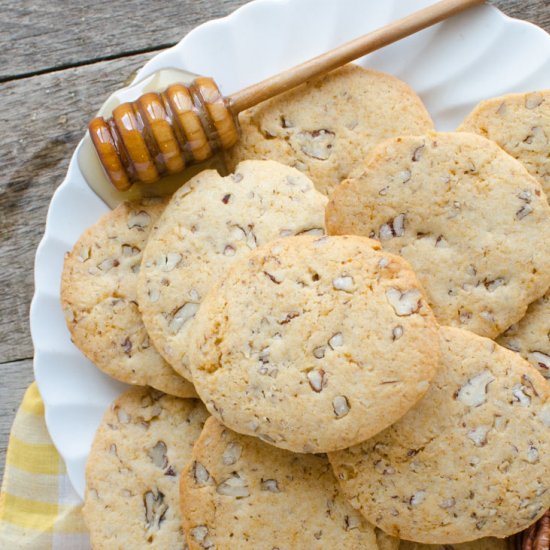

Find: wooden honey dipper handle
[229,0,484,113]
[90,0,485,191]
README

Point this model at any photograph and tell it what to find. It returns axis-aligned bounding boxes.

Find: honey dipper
[90,0,484,191]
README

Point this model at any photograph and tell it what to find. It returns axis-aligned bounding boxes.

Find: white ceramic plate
[31,0,550,499]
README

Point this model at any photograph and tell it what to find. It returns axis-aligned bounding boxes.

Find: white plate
[31,0,550,499]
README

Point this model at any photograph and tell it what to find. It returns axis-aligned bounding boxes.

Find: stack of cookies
[61,65,550,549]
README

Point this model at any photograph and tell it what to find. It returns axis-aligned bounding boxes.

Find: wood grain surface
[0,0,548,483]
[0,0,247,81]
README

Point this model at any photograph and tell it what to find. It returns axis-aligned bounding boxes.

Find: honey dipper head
[89,77,239,191]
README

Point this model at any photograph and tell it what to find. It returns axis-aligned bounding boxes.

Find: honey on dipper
[89,77,238,191]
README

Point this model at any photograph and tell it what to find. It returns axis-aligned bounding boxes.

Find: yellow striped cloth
[0,383,90,549]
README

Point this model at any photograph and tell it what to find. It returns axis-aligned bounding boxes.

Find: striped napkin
[0,383,90,549]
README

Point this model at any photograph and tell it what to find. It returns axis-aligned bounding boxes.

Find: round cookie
[188,234,439,453]
[458,90,549,195]
[61,200,195,397]
[225,64,434,196]
[498,289,550,380]
[329,326,550,543]
[326,131,550,338]
[180,417,378,550]
[83,387,208,549]
[137,160,327,381]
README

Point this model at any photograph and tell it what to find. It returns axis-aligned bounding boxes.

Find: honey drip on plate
[78,68,227,209]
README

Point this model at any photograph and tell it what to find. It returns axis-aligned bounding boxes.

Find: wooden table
[0,0,548,477]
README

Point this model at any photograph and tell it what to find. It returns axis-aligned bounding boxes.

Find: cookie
[179,417,378,549]
[225,64,433,196]
[83,387,208,549]
[458,91,549,195]
[498,289,550,380]
[137,160,327,381]
[400,539,506,550]
[326,131,550,338]
[61,200,195,397]
[329,326,550,543]
[188,234,439,453]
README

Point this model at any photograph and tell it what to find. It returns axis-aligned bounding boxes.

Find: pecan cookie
[180,417,378,550]
[61,200,195,397]
[498,289,550,380]
[83,387,208,549]
[326,131,550,338]
[137,160,327,381]
[458,90,549,195]
[329,326,550,543]
[225,64,433,196]
[188,235,439,453]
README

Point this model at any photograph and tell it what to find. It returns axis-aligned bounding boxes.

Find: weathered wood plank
[0,52,157,363]
[0,360,34,477]
[0,0,247,80]
[495,0,550,32]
